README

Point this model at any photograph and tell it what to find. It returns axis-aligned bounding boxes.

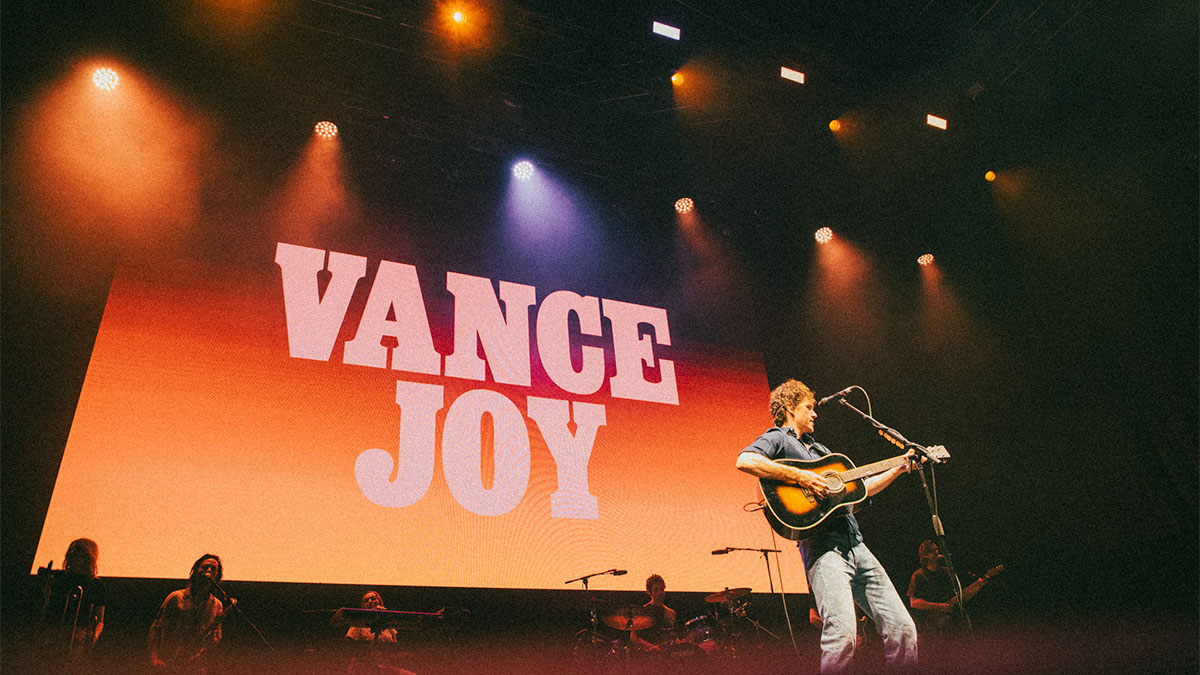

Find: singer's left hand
[903,450,920,473]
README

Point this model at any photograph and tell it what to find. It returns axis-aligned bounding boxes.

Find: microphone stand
[714,547,784,639]
[564,568,625,643]
[832,396,973,635]
[563,568,625,592]
[208,579,276,653]
[718,547,781,594]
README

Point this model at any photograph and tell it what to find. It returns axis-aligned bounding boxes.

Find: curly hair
[645,574,665,594]
[769,379,814,427]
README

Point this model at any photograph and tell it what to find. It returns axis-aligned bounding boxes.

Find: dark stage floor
[7,614,1196,675]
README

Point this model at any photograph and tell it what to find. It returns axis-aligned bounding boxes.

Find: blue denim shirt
[740,426,866,568]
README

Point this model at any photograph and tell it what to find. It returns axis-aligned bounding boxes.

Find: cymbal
[704,587,751,604]
[600,606,655,631]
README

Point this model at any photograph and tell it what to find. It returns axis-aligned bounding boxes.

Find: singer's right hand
[793,469,829,499]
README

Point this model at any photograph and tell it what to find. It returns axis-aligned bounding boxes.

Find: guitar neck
[959,568,1001,604]
[840,454,909,482]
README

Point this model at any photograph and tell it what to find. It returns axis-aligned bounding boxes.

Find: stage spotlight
[828,119,842,132]
[512,160,534,181]
[92,68,119,91]
[671,72,683,86]
[780,66,805,84]
[674,197,694,214]
[918,254,934,266]
[452,10,465,23]
[984,170,996,182]
[814,227,833,244]
[925,114,948,130]
[652,21,681,40]
[314,121,338,139]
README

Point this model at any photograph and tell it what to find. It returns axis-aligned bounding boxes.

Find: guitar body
[759,455,869,541]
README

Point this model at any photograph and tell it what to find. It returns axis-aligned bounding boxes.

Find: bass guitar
[757,446,950,541]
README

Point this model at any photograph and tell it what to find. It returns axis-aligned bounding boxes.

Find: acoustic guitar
[757,446,950,541]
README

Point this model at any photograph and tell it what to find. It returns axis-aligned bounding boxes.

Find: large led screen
[32,242,804,592]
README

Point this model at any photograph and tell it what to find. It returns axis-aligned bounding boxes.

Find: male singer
[148,554,225,671]
[737,379,918,673]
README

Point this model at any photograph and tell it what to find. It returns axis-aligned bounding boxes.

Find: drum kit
[575,586,772,661]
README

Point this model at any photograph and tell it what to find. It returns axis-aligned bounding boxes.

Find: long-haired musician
[147,554,225,672]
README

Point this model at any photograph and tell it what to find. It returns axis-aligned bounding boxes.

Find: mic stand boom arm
[833,397,972,635]
[563,568,624,590]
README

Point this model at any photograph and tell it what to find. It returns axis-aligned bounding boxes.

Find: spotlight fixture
[652,21,681,40]
[925,114,948,130]
[918,254,934,266]
[671,72,683,86]
[674,197,694,214]
[92,68,119,91]
[452,10,465,23]
[512,160,534,181]
[814,227,833,244]
[984,170,996,182]
[828,119,842,132]
[314,121,338,139]
[779,66,805,84]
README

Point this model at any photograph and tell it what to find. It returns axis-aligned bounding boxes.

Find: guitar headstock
[924,445,950,462]
[984,564,1004,579]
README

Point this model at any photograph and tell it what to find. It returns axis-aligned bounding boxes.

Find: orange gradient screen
[33,242,805,592]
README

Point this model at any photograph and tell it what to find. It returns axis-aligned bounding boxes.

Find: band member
[630,574,677,651]
[906,540,957,633]
[907,540,1000,634]
[345,591,415,675]
[737,379,918,673]
[38,538,106,671]
[345,591,397,643]
[147,554,225,671]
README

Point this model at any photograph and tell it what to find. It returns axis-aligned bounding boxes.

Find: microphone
[817,387,853,406]
[711,548,731,555]
[612,569,627,576]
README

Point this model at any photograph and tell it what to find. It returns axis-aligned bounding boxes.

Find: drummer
[631,574,677,651]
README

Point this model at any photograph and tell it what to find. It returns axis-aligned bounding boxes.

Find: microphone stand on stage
[564,567,628,646]
[712,547,781,594]
[710,547,783,640]
[828,390,974,635]
[208,579,276,654]
[564,567,627,592]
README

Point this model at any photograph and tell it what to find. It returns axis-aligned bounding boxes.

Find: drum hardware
[703,586,783,648]
[684,615,720,655]
[726,600,781,642]
[599,605,656,632]
[704,587,751,604]
[565,567,630,657]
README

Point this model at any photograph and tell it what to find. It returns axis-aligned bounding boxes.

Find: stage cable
[766,524,803,657]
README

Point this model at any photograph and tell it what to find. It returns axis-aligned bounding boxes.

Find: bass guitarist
[736,379,919,674]
[907,540,1002,634]
[147,554,226,672]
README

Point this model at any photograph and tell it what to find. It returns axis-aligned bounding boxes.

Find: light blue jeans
[806,542,919,673]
